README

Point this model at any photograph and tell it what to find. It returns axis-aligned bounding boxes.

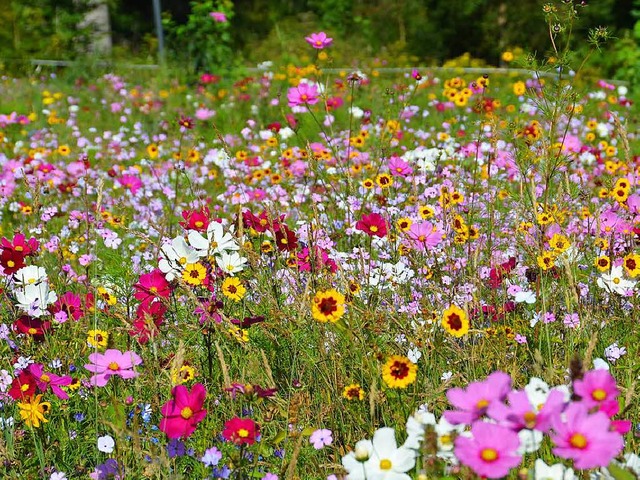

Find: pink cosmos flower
[388,156,412,177]
[444,371,512,425]
[550,402,624,469]
[84,349,142,387]
[406,222,444,250]
[287,83,320,108]
[487,388,565,433]
[572,368,619,414]
[305,32,333,49]
[159,383,207,439]
[210,11,227,22]
[454,421,522,478]
[27,363,72,400]
[356,212,388,238]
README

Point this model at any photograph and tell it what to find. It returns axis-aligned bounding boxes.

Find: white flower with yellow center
[597,265,636,295]
[158,236,200,281]
[363,427,415,480]
[215,251,247,276]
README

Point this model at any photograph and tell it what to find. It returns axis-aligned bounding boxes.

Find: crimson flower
[8,371,37,400]
[13,315,51,340]
[356,213,387,238]
[159,383,207,439]
[222,416,260,445]
[180,207,212,232]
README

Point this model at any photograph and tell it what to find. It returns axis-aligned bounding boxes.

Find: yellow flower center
[476,399,489,409]
[150,286,158,293]
[108,362,120,371]
[21,384,30,392]
[40,374,51,383]
[28,327,37,334]
[592,388,607,401]
[179,257,187,265]
[379,459,392,470]
[238,428,249,438]
[180,407,193,419]
[569,433,587,449]
[7,260,15,267]
[370,226,378,232]
[480,448,498,462]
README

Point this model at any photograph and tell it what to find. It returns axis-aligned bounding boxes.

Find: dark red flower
[356,213,388,238]
[0,248,26,275]
[8,371,37,400]
[275,225,298,252]
[13,315,51,340]
[131,301,167,344]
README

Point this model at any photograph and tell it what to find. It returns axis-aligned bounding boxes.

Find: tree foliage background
[0,0,639,83]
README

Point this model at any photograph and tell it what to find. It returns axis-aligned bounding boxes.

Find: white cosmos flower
[13,266,48,287]
[403,408,436,450]
[215,251,247,276]
[342,439,373,480]
[534,458,575,480]
[514,289,536,304]
[158,236,200,281]
[14,282,57,317]
[597,265,636,295]
[188,222,239,258]
[363,427,416,480]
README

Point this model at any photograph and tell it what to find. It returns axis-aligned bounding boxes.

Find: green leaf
[301,426,317,436]
[273,430,287,444]
[606,464,637,480]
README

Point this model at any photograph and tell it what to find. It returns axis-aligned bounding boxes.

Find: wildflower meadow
[1,1,640,479]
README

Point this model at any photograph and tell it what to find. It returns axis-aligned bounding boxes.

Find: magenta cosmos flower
[454,421,522,479]
[550,402,624,469]
[84,349,142,387]
[305,31,333,49]
[287,83,320,108]
[572,368,619,414]
[209,11,227,22]
[159,383,207,439]
[28,363,72,400]
[444,371,512,425]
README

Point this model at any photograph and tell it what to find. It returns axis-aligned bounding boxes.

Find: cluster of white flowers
[10,265,57,317]
[159,222,247,281]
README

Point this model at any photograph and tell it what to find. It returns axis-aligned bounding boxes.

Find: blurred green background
[0,0,639,83]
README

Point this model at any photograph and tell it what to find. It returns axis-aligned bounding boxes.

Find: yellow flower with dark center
[536,212,553,225]
[171,365,196,385]
[182,263,207,286]
[452,214,467,233]
[57,145,70,156]
[442,305,469,338]
[419,205,435,219]
[396,217,412,232]
[611,187,629,203]
[382,355,417,389]
[18,394,51,428]
[342,383,365,401]
[311,289,345,323]
[97,286,117,306]
[362,178,375,189]
[623,253,640,278]
[147,143,159,159]
[537,251,556,270]
[87,329,109,349]
[594,256,611,272]
[376,173,393,189]
[549,234,570,253]
[221,277,246,302]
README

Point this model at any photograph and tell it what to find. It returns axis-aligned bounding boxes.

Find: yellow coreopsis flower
[18,394,51,428]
